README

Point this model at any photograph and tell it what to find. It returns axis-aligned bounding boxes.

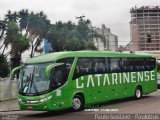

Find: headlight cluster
[18,96,52,104]
[39,96,52,102]
[18,98,22,102]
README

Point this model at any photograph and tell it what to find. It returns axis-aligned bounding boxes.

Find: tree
[0,20,7,53]
[0,54,9,77]
[5,21,29,71]
[18,9,29,33]
[65,36,85,51]
[5,10,18,22]
[47,19,104,52]
[0,19,9,78]
[4,10,50,58]
[1,10,19,56]
[76,19,105,50]
[18,11,50,57]
[0,20,6,40]
[47,21,68,52]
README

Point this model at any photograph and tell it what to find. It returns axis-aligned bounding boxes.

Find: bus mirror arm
[10,66,23,80]
[45,63,64,78]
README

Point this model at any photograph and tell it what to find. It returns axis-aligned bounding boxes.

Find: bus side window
[53,67,63,86]
[92,58,106,74]
[121,58,135,72]
[105,58,109,72]
[56,58,74,81]
[145,58,155,71]
[122,58,128,72]
[135,58,145,71]
[109,58,121,72]
[127,58,135,72]
[73,58,92,79]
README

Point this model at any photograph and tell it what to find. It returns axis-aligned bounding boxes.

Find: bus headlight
[39,96,52,103]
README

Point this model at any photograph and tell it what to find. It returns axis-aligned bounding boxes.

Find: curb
[0,98,17,102]
[0,110,20,112]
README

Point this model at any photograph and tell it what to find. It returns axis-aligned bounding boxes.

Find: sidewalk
[0,99,19,112]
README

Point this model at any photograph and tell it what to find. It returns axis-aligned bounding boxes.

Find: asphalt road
[0,90,160,120]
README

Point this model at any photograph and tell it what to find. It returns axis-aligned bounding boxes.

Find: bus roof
[26,51,155,64]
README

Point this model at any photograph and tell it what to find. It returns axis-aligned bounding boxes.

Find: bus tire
[72,95,84,111]
[134,86,142,100]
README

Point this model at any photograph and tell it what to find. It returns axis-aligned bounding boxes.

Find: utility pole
[76,15,85,22]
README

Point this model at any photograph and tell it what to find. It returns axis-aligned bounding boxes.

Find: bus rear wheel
[135,87,142,99]
[72,95,84,111]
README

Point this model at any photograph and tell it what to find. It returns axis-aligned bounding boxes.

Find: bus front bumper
[18,98,53,111]
[18,98,71,111]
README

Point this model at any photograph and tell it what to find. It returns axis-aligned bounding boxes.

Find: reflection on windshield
[19,59,74,96]
[19,63,51,95]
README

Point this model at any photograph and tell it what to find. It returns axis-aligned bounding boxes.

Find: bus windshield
[19,63,52,95]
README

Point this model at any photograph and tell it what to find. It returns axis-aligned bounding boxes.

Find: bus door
[52,58,74,107]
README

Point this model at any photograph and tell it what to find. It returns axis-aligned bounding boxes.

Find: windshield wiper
[30,78,39,95]
[29,66,39,95]
[20,75,31,93]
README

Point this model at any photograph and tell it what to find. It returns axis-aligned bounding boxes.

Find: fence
[0,78,18,101]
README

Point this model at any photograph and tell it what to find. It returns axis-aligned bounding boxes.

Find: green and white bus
[11,51,157,111]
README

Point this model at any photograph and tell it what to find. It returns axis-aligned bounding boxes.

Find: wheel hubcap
[72,98,81,110]
[136,89,141,98]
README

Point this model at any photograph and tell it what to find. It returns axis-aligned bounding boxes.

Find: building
[94,24,118,51]
[130,6,160,51]
[118,41,133,52]
[44,38,52,53]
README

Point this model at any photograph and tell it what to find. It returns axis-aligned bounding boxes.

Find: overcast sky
[0,0,160,46]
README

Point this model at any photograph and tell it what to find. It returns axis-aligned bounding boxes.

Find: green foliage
[5,21,19,45]
[5,21,30,54]
[0,9,106,76]
[0,55,9,77]
[16,35,30,53]
[5,10,18,22]
[65,36,85,51]
[5,21,30,70]
[0,20,6,39]
[19,11,51,57]
[18,9,29,31]
[3,10,50,57]
[1,9,104,60]
[47,19,104,51]
[28,12,50,36]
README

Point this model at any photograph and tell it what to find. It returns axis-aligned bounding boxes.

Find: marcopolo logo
[76,71,155,88]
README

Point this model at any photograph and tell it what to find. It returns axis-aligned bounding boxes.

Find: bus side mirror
[45,64,55,78]
[10,66,23,80]
[45,63,64,78]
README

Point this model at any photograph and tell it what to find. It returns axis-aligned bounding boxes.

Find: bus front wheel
[134,87,142,99]
[72,95,84,111]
